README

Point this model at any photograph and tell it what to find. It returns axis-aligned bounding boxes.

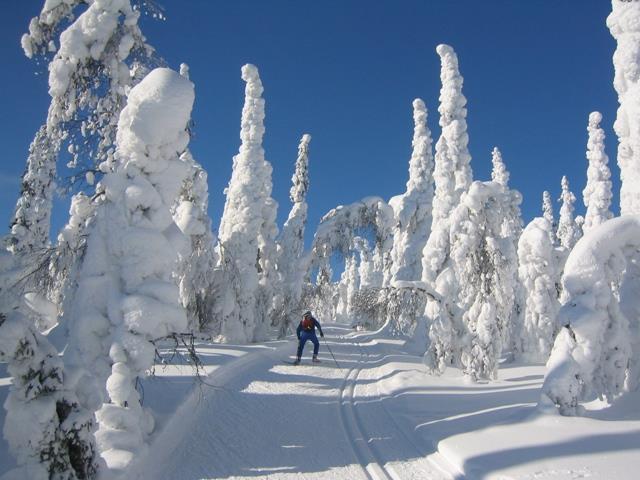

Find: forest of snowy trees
[1,1,640,478]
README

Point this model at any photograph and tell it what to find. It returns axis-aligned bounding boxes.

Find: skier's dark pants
[297,330,319,358]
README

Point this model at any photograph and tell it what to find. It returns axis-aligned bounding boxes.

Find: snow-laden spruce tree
[583,111,614,233]
[516,217,561,362]
[388,99,434,283]
[61,68,193,472]
[11,0,157,256]
[218,64,280,343]
[335,252,359,322]
[490,147,523,352]
[540,215,640,415]
[172,149,220,332]
[424,182,517,380]
[276,134,311,336]
[557,176,580,249]
[542,190,558,245]
[422,44,472,287]
[0,250,99,480]
[421,44,475,366]
[608,0,640,215]
[6,126,57,256]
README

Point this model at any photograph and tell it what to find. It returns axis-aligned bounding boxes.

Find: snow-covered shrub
[608,0,640,215]
[388,99,434,283]
[540,215,640,415]
[516,217,561,362]
[276,134,312,336]
[218,64,280,343]
[583,111,613,233]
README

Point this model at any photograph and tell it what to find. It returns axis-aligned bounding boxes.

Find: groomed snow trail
[126,323,452,480]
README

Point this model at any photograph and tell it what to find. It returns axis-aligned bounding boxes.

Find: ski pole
[323,336,340,369]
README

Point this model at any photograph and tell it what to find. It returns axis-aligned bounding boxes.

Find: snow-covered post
[61,69,193,472]
[218,64,279,343]
[516,217,561,362]
[557,176,580,250]
[583,112,613,233]
[276,134,311,336]
[540,215,640,415]
[608,1,640,215]
[388,98,434,283]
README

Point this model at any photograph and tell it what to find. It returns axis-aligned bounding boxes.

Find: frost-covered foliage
[276,134,311,336]
[608,1,640,215]
[172,150,220,332]
[23,0,157,174]
[7,126,58,256]
[542,191,557,244]
[540,215,640,415]
[308,197,394,279]
[388,99,434,283]
[583,111,613,233]
[424,182,518,381]
[516,217,561,362]
[218,64,280,343]
[335,252,359,322]
[61,68,193,471]
[430,44,472,224]
[422,44,473,288]
[557,176,580,250]
[0,310,100,480]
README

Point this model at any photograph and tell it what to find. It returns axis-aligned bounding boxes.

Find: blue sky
[0,1,618,248]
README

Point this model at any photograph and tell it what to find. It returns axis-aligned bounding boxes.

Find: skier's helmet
[303,310,312,318]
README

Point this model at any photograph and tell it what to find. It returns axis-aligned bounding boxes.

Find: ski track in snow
[125,324,452,480]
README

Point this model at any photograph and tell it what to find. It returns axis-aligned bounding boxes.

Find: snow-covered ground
[1,322,639,479]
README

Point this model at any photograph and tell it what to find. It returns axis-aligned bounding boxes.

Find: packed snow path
[122,323,640,480]
[127,324,453,479]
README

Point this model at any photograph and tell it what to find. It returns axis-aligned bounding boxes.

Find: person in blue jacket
[294,310,324,365]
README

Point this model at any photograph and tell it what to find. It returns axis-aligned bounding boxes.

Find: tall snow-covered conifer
[517,217,561,362]
[557,176,580,249]
[608,1,640,215]
[389,99,434,283]
[276,134,311,336]
[583,111,613,233]
[62,69,194,472]
[542,191,557,244]
[218,64,279,343]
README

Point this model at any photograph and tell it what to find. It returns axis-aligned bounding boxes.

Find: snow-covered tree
[490,147,523,352]
[583,111,613,233]
[173,150,220,332]
[541,191,557,244]
[61,68,194,472]
[516,217,561,362]
[424,182,517,381]
[557,176,580,249]
[218,64,279,343]
[388,98,434,283]
[9,0,159,265]
[276,134,311,336]
[6,126,58,256]
[335,251,359,322]
[540,215,640,415]
[608,1,640,215]
[0,310,100,480]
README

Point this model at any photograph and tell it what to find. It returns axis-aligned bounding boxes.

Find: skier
[294,311,324,365]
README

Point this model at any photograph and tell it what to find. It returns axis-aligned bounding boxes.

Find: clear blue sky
[0,1,618,248]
